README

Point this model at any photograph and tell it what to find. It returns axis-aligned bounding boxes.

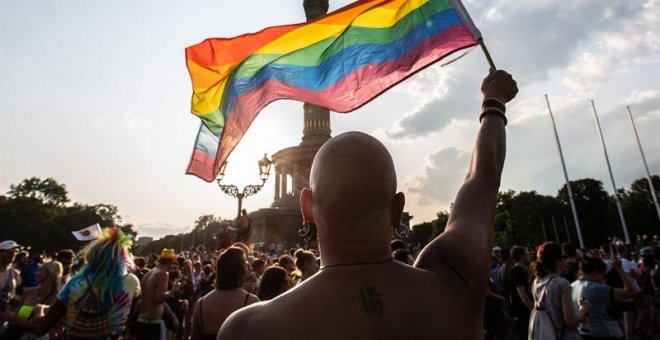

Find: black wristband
[482,98,506,114]
[479,110,507,126]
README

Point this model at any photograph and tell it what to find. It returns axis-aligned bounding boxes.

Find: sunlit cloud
[123,111,153,130]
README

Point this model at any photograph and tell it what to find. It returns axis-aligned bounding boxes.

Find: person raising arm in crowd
[218,70,518,340]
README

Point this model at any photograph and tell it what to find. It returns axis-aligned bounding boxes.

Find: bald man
[218,70,518,340]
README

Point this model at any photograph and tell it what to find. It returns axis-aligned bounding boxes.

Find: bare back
[139,267,168,320]
[218,262,485,340]
[192,289,258,338]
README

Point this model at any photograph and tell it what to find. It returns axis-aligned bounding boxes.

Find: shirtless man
[218,71,517,340]
[133,248,182,340]
[0,241,21,313]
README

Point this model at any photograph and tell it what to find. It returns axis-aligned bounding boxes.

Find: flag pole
[478,38,496,72]
[591,100,630,244]
[626,106,660,224]
[551,216,560,243]
[562,215,572,243]
[541,219,548,242]
[545,95,585,248]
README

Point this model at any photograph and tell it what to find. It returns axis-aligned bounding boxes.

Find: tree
[494,190,566,247]
[620,175,660,237]
[409,222,433,247]
[557,178,617,246]
[431,211,450,239]
[8,177,69,206]
[1,177,127,252]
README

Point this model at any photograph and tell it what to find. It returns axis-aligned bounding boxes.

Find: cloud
[134,221,190,239]
[404,91,660,213]
[123,111,153,130]
[384,0,659,141]
[404,146,471,205]
[625,90,660,120]
[92,116,108,127]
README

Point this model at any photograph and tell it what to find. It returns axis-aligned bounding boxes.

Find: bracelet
[479,110,507,126]
[482,97,506,114]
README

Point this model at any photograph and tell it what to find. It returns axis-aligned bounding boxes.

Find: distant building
[137,236,153,246]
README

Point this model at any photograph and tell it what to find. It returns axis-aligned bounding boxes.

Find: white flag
[72,223,101,241]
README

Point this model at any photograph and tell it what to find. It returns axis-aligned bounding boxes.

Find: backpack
[529,277,558,340]
[66,276,113,339]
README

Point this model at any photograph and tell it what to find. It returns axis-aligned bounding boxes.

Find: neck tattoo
[320,258,393,270]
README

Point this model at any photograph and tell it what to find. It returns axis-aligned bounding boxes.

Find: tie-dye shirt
[57,273,140,336]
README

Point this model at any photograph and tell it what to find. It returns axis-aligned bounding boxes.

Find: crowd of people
[0,231,327,340]
[0,71,657,339]
[2,231,659,339]
[485,237,660,339]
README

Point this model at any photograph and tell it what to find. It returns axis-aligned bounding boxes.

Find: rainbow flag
[186,0,482,181]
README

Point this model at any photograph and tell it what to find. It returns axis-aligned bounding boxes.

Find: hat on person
[159,248,177,260]
[0,240,21,251]
[492,246,502,253]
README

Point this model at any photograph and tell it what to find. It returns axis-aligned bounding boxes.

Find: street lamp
[216,153,272,219]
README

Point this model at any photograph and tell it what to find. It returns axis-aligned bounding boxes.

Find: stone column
[300,0,332,149]
[281,166,289,197]
[303,0,328,20]
[274,168,281,200]
[292,164,300,197]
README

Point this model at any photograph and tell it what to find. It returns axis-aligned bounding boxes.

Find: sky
[1,0,659,239]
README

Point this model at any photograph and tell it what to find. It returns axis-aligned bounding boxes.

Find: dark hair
[616,244,628,254]
[561,242,576,258]
[56,249,75,261]
[533,242,562,277]
[511,246,527,262]
[294,250,316,271]
[500,248,511,262]
[15,251,28,263]
[580,257,606,275]
[134,257,146,268]
[393,249,412,263]
[159,258,174,266]
[390,239,407,253]
[251,259,265,272]
[257,266,288,301]
[203,264,213,275]
[642,254,655,269]
[278,255,293,268]
[216,247,246,290]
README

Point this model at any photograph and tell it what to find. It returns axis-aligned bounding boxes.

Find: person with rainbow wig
[24,227,141,339]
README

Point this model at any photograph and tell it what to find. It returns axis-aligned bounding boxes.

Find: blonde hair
[39,261,63,303]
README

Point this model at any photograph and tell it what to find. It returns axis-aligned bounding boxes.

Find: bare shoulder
[247,293,259,305]
[217,302,266,340]
[149,269,167,281]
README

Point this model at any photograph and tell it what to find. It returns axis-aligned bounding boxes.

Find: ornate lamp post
[216,154,272,219]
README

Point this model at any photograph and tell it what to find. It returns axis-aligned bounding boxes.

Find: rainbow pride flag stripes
[186,0,482,181]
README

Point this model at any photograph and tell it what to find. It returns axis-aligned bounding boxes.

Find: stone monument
[248,0,411,245]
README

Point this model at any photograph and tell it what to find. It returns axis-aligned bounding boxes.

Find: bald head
[308,132,400,231]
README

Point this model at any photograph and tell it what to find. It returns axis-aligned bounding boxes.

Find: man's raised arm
[415,70,518,288]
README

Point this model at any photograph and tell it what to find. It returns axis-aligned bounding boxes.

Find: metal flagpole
[541,220,548,242]
[626,106,660,224]
[590,100,630,244]
[551,216,560,243]
[545,95,585,248]
[562,215,572,243]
